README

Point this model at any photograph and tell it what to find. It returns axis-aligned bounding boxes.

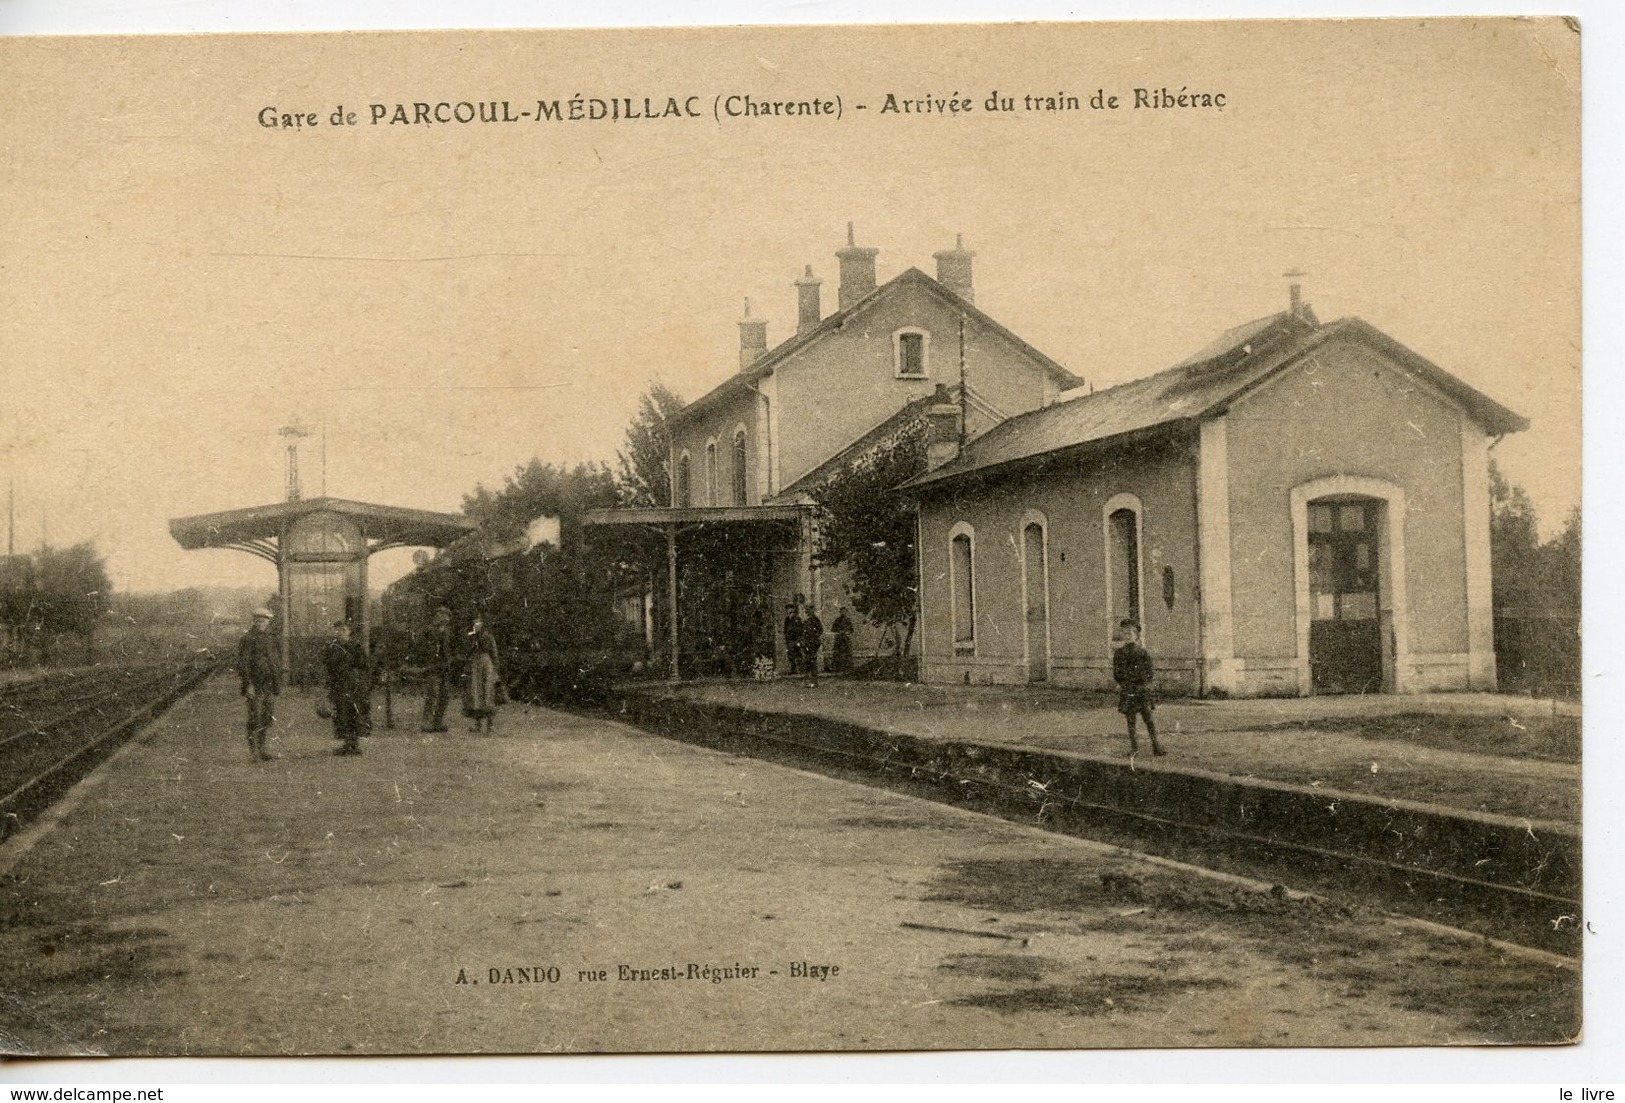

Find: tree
[451,459,624,641]
[1489,460,1581,695]
[810,417,928,673]
[1545,505,1581,620]
[615,381,686,507]
[1489,459,1542,619]
[33,542,112,663]
[462,457,620,539]
[0,554,35,667]
[390,459,641,700]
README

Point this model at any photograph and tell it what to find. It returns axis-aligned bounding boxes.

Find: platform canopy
[169,496,475,563]
[583,503,811,682]
[582,504,807,529]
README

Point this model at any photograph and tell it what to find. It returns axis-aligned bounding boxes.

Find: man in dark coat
[799,604,824,687]
[830,608,854,674]
[1112,619,1165,757]
[782,603,802,677]
[323,620,372,756]
[236,608,281,762]
[420,605,455,732]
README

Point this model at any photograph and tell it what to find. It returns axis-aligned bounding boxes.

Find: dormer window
[894,328,930,378]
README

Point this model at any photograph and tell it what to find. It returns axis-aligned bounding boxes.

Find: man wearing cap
[323,619,372,756]
[419,605,455,733]
[236,607,281,761]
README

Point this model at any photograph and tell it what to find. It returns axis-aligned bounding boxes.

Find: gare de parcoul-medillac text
[254,85,1227,131]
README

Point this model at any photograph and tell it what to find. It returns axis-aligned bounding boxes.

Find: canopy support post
[666,523,681,683]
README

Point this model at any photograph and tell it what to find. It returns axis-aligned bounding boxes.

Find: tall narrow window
[705,441,719,506]
[676,452,692,508]
[950,528,976,649]
[731,428,749,506]
[1108,506,1142,629]
[899,333,925,376]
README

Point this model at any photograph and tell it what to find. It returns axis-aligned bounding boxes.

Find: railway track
[616,695,1583,959]
[0,660,219,842]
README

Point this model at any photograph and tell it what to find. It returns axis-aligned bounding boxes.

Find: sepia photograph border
[0,0,1615,1089]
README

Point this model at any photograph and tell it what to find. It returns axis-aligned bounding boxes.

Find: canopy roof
[169,497,475,557]
[583,504,807,529]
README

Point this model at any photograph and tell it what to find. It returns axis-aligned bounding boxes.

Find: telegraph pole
[279,424,311,502]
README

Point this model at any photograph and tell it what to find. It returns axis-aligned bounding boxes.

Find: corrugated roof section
[1168,311,1292,369]
[906,313,1527,492]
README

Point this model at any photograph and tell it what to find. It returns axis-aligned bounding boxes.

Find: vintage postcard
[0,17,1582,1062]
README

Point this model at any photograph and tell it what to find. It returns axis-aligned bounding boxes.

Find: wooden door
[1308,499,1383,693]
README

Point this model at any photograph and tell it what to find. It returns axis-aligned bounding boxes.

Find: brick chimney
[835,222,879,310]
[795,265,822,335]
[738,298,767,369]
[1285,269,1308,320]
[923,383,963,471]
[933,233,975,303]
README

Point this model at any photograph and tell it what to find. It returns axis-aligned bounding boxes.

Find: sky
[0,17,1581,596]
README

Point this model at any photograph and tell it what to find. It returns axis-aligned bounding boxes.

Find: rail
[0,660,220,841]
[615,691,1582,958]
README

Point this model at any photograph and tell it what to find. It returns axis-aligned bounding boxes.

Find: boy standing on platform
[1112,619,1165,757]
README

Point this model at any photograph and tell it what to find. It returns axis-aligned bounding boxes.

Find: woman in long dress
[464,618,501,734]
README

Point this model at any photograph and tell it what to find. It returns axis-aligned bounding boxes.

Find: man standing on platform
[782,602,802,678]
[798,602,824,688]
[830,607,854,674]
[236,607,280,762]
[324,619,371,756]
[420,605,455,732]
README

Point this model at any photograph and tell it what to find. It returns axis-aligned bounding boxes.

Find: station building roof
[903,313,1529,494]
[671,267,1083,429]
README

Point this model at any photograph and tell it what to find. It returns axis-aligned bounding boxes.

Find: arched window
[1104,494,1145,638]
[1020,511,1051,683]
[949,522,976,650]
[731,427,749,506]
[676,452,692,508]
[705,440,719,506]
[286,511,362,559]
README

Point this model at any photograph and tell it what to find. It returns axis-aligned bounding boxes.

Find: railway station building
[586,225,1082,678]
[903,293,1527,697]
